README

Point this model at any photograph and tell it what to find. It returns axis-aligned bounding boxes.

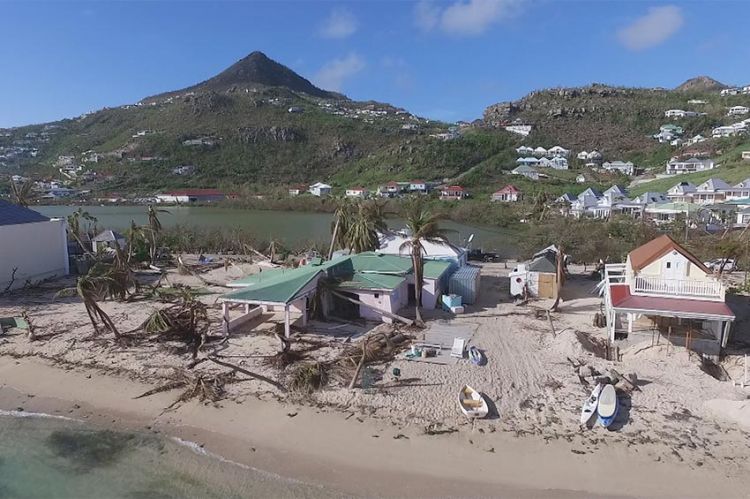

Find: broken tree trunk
[330,290,414,326]
[348,338,369,389]
[207,356,287,392]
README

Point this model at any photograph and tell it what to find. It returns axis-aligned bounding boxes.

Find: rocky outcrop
[237,126,304,144]
[483,101,519,126]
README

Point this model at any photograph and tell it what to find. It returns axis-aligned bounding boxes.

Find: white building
[728,106,749,116]
[547,146,570,158]
[602,235,734,355]
[601,161,636,176]
[666,181,697,202]
[666,157,715,175]
[0,201,69,290]
[345,187,369,198]
[309,182,332,197]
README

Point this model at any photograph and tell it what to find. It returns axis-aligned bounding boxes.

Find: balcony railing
[632,275,724,301]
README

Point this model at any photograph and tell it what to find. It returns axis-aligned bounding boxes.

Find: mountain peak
[675,75,727,92]
[146,51,340,101]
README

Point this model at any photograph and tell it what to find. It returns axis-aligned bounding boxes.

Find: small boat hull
[580,383,603,426]
[459,385,489,419]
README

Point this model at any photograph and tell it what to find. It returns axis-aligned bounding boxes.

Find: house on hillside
[742,151,750,161]
[577,151,589,160]
[516,146,534,156]
[309,182,332,197]
[666,157,715,175]
[602,235,735,355]
[378,181,403,198]
[440,185,468,200]
[408,180,428,193]
[549,156,569,170]
[547,146,570,158]
[728,106,750,116]
[601,161,636,176]
[491,185,522,202]
[533,147,548,157]
[644,202,708,225]
[512,165,540,180]
[516,157,539,166]
[576,174,586,184]
[345,187,369,198]
[0,200,69,290]
[691,178,731,205]
[156,189,226,203]
[664,109,700,118]
[713,123,747,138]
[667,181,697,202]
[721,88,740,96]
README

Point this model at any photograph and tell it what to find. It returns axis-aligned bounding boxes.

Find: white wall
[0,220,69,290]
[421,278,440,309]
[356,280,408,323]
[638,252,711,282]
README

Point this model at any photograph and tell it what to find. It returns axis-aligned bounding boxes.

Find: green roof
[422,259,452,279]
[348,253,414,274]
[222,252,454,304]
[724,198,750,205]
[647,202,705,213]
[221,268,324,304]
[335,272,406,291]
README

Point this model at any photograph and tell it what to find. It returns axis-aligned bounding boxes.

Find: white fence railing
[632,275,724,300]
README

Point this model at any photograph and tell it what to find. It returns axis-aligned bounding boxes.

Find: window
[374,293,379,298]
[666,262,672,269]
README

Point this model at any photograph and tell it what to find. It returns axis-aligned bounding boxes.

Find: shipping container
[448,265,481,304]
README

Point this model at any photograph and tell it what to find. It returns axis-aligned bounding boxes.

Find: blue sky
[1,1,749,128]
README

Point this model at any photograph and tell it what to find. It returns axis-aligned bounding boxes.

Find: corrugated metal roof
[0,200,50,227]
[221,269,324,304]
[335,272,405,291]
[423,259,452,279]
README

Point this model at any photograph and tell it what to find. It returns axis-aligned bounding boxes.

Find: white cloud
[319,8,357,39]
[415,0,521,36]
[617,5,684,51]
[314,53,365,92]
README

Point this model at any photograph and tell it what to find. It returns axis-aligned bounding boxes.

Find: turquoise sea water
[0,413,337,498]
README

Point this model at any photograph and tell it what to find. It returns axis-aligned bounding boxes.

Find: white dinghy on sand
[459,385,489,419]
[580,383,603,426]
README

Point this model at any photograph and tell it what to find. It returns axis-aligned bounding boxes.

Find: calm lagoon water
[0,413,337,498]
[34,205,519,257]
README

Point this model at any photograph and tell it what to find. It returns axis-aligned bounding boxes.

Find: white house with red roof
[408,180,428,193]
[602,235,734,356]
[491,185,522,202]
[440,185,468,200]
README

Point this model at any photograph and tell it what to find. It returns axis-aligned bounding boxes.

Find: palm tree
[66,208,97,256]
[345,200,387,254]
[9,181,34,207]
[125,220,146,263]
[145,205,169,265]
[328,196,352,259]
[399,201,450,326]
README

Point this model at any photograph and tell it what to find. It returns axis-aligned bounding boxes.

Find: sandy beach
[2,260,750,497]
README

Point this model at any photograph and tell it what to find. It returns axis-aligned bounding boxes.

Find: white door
[661,252,683,283]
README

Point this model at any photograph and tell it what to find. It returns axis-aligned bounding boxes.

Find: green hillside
[2,52,749,204]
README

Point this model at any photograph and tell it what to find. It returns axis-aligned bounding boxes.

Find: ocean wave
[170,436,318,487]
[0,409,82,422]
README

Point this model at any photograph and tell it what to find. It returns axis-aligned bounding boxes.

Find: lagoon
[35,205,519,256]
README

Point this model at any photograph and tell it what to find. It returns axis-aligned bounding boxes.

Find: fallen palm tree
[131,297,211,358]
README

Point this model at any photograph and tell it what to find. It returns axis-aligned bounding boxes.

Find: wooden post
[244,303,250,314]
[222,302,230,336]
[284,305,291,339]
